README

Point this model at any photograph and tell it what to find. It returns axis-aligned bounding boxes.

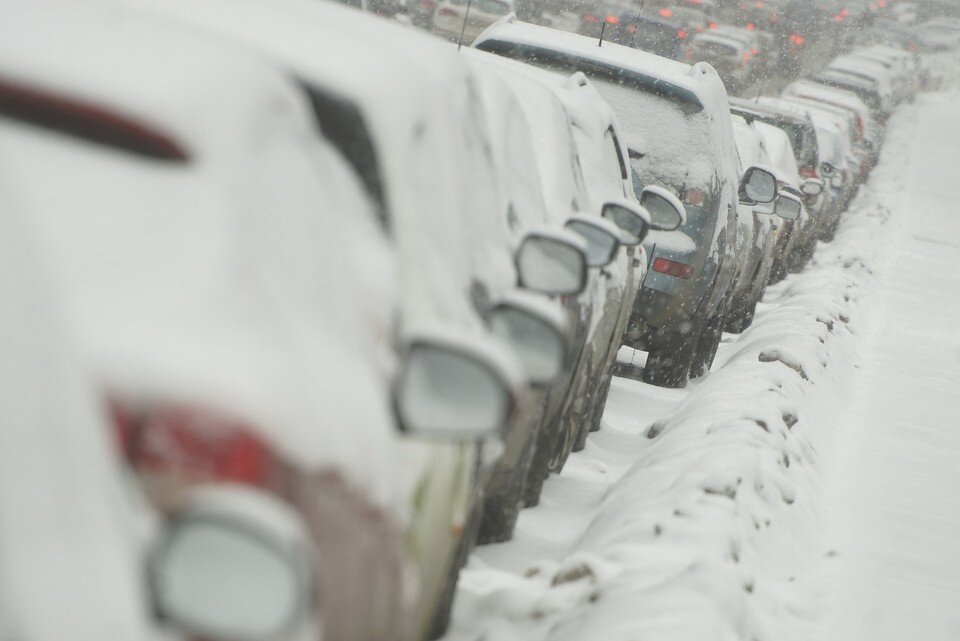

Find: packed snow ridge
[445,83,959,641]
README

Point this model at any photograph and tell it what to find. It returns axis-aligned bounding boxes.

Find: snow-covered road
[819,93,960,641]
[445,84,960,641]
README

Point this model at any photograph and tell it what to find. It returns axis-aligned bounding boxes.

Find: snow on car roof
[732,114,766,170]
[753,120,800,187]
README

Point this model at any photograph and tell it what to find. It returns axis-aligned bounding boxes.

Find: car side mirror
[150,487,313,641]
[563,215,621,267]
[639,186,686,231]
[489,293,567,387]
[393,333,518,439]
[774,192,802,221]
[801,178,824,196]
[515,229,588,296]
[829,173,845,189]
[738,165,778,205]
[820,161,837,177]
[600,199,651,245]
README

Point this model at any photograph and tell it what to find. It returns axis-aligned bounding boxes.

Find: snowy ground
[445,72,960,641]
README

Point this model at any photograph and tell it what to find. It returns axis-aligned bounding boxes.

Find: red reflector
[652,257,694,279]
[605,14,619,23]
[0,78,188,161]
[659,8,673,17]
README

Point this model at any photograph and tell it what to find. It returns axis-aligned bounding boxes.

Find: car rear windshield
[476,40,717,199]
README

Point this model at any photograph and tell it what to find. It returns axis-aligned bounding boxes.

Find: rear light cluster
[583,13,599,23]
[659,8,674,17]
[677,29,688,39]
[652,257,694,279]
[110,399,289,493]
[709,21,718,29]
[789,33,805,46]
[605,15,619,24]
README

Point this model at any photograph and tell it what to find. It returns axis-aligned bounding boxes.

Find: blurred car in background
[432,0,514,43]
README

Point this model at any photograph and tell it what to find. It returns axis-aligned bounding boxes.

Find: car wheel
[641,329,696,388]
[688,307,726,380]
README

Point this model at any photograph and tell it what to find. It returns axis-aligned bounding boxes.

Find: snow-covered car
[105,1,604,637]
[465,49,680,532]
[431,0,514,43]
[475,18,778,387]
[782,79,882,161]
[727,115,780,332]
[1,3,540,641]
[809,67,895,120]
[828,53,907,105]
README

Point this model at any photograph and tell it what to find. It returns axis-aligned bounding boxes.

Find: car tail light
[584,13,599,23]
[659,8,674,17]
[680,188,707,207]
[110,399,286,491]
[652,257,694,279]
[438,6,459,15]
[750,47,759,55]
[677,29,688,38]
[0,77,188,161]
[743,52,753,61]
[746,22,756,30]
[605,15,619,24]
[709,21,718,28]
[789,33,804,46]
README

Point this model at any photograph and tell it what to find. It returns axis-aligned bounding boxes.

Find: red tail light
[789,33,804,46]
[605,15,619,24]
[438,6,459,15]
[750,47,759,55]
[652,257,694,279]
[677,29,688,38]
[659,8,674,17]
[0,77,188,161]
[111,399,281,489]
[746,22,756,30]
[743,52,753,61]
[584,13,599,22]
[709,21,718,28]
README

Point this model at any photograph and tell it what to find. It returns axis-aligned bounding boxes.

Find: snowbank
[444,87,942,641]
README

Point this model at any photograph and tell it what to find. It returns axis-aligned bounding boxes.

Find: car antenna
[630,0,647,48]
[456,0,474,51]
[598,18,608,46]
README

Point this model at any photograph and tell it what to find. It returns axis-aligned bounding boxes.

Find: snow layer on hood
[443,87,938,641]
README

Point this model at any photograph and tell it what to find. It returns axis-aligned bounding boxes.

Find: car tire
[641,329,696,388]
[689,306,725,380]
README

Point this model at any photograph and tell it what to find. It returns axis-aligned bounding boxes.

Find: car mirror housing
[489,294,567,387]
[830,173,845,189]
[639,186,686,231]
[774,192,802,221]
[515,229,588,296]
[393,333,518,439]
[739,165,778,205]
[563,215,621,268]
[600,199,650,245]
[149,487,314,641]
